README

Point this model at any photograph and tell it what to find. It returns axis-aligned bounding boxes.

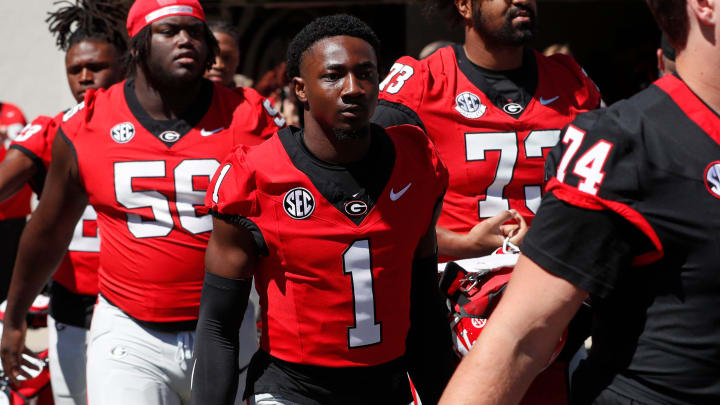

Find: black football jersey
[523,74,720,404]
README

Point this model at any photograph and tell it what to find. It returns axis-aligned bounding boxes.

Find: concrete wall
[0,1,77,122]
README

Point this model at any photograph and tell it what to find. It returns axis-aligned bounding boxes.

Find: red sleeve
[378,56,429,115]
[10,114,59,168]
[546,53,603,111]
[206,145,260,218]
[230,87,285,146]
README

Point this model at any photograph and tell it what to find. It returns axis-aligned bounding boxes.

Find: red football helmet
[439,242,566,367]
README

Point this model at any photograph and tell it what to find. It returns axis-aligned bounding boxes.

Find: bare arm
[439,254,587,405]
[0,148,37,202]
[191,217,258,405]
[437,209,528,259]
[1,133,87,383]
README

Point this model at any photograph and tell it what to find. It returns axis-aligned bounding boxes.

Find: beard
[473,3,538,46]
[333,124,370,141]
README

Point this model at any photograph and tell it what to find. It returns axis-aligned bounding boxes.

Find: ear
[689,0,716,26]
[293,77,307,104]
[455,0,473,21]
[656,48,665,73]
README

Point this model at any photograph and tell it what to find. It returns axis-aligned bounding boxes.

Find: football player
[439,0,720,404]
[192,14,457,405]
[205,21,242,88]
[372,1,601,402]
[0,101,30,304]
[373,0,601,261]
[0,2,128,404]
[0,2,128,403]
[0,0,282,404]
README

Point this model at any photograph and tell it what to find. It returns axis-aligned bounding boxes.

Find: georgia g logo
[344,200,368,216]
[284,187,315,219]
[455,92,486,119]
[704,161,720,199]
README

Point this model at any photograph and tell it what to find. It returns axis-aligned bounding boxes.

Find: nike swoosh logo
[539,96,559,105]
[200,127,223,136]
[390,183,412,201]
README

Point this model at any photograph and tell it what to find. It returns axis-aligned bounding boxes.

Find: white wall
[0,1,77,122]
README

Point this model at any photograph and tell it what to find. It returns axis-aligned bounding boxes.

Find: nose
[177,29,192,46]
[342,73,365,98]
[79,67,93,84]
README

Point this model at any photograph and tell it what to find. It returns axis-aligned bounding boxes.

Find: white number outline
[68,205,100,252]
[379,63,414,94]
[465,130,561,218]
[342,239,381,348]
[556,125,586,182]
[114,159,220,238]
[555,125,614,196]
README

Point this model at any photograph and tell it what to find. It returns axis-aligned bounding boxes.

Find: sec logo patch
[704,161,720,199]
[284,187,315,219]
[110,122,135,143]
[455,92,486,119]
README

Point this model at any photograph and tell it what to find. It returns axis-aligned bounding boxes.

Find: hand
[464,210,528,256]
[0,320,40,385]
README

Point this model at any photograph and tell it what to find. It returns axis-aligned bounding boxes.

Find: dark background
[203,0,661,105]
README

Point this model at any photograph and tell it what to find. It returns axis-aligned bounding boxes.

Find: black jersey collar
[124,78,214,148]
[278,125,395,226]
[453,44,538,117]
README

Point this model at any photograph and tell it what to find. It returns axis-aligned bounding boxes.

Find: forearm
[437,225,495,259]
[191,272,252,405]
[0,150,36,202]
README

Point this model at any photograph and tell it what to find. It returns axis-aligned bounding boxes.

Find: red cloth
[126,0,205,37]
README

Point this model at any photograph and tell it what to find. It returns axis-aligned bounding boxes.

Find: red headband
[126,0,206,38]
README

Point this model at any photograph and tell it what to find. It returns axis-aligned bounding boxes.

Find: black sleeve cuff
[8,144,47,195]
[210,210,268,257]
[371,100,426,132]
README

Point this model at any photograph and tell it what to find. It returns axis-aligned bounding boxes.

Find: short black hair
[207,20,241,46]
[124,23,219,77]
[46,0,129,54]
[286,14,380,79]
[424,0,464,26]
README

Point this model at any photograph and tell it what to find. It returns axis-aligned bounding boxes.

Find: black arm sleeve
[191,272,253,405]
[371,100,427,132]
[405,254,459,405]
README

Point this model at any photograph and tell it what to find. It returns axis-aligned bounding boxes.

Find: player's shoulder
[538,52,601,105]
[13,114,56,144]
[379,45,457,102]
[59,81,124,135]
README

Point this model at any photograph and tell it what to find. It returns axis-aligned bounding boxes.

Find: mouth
[174,51,199,65]
[339,105,368,119]
[510,7,535,24]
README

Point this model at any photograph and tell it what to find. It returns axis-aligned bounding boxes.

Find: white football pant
[48,315,89,405]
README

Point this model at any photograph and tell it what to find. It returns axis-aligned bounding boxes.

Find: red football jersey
[207,125,448,367]
[59,79,280,322]
[0,102,31,220]
[11,112,99,295]
[378,46,601,259]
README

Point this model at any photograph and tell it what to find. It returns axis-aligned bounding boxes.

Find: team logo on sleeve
[455,92,486,119]
[283,187,315,219]
[159,130,180,143]
[110,122,135,143]
[704,161,720,199]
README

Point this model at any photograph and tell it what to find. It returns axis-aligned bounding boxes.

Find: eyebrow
[324,61,377,70]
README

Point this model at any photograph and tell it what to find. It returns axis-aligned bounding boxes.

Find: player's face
[66,40,123,103]
[146,16,209,87]
[205,31,240,87]
[472,0,537,46]
[298,36,379,140]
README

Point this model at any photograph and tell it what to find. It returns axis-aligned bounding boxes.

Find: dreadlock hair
[124,23,219,77]
[46,0,129,54]
[286,14,380,80]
